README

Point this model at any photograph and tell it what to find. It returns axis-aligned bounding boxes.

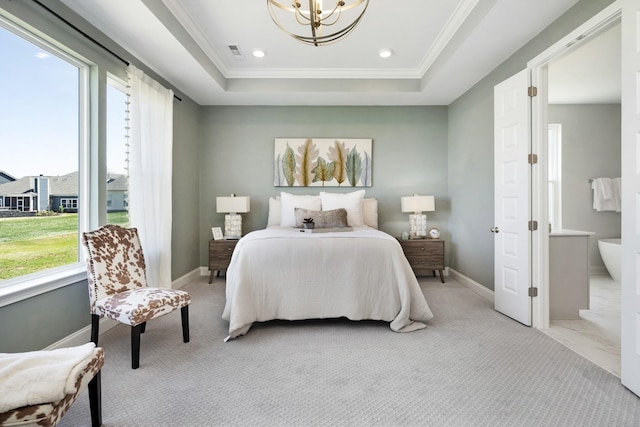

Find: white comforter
[222,226,433,339]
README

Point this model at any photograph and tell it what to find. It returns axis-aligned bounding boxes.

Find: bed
[222,191,434,340]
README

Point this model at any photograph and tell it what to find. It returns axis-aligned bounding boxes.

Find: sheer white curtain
[126,64,173,287]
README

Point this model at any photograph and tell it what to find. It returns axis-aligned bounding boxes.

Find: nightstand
[209,239,238,283]
[398,238,445,283]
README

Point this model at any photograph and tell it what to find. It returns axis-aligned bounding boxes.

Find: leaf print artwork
[274,138,372,187]
[294,139,319,187]
[328,140,347,186]
[282,144,296,187]
[360,151,372,186]
[312,157,336,186]
[346,147,363,187]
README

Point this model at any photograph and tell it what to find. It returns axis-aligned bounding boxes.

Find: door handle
[490,226,500,233]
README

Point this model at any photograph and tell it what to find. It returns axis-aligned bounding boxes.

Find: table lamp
[401,194,435,239]
[216,194,250,239]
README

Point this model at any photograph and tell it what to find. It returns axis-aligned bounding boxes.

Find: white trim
[0,264,86,308]
[44,318,118,350]
[448,268,494,302]
[172,268,201,289]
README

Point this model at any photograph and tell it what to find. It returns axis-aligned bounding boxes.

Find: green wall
[198,106,449,267]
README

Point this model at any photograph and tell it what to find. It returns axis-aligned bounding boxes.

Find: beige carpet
[59,275,640,426]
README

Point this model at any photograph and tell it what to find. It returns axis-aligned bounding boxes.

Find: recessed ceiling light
[253,49,266,58]
[379,48,393,58]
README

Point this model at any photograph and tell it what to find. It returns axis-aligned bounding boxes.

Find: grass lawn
[0,212,128,280]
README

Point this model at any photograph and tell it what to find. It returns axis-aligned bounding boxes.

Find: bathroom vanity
[549,229,594,319]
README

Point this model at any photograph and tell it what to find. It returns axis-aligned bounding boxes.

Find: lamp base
[409,214,427,238]
[224,213,242,239]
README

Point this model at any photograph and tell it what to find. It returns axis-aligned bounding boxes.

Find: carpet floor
[59,275,640,426]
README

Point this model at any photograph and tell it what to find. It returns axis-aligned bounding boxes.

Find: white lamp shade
[401,195,435,213]
[216,196,250,213]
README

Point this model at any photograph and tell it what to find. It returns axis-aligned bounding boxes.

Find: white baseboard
[173,267,201,289]
[448,268,494,302]
[47,267,202,350]
[45,318,118,350]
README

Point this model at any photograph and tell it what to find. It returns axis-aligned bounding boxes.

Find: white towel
[613,177,622,212]
[0,343,96,412]
[592,177,616,211]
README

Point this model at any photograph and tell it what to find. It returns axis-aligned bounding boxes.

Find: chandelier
[267,0,370,47]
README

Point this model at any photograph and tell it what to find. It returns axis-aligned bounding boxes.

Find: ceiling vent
[227,45,245,61]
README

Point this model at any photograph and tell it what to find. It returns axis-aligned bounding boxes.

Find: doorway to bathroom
[544,22,621,376]
[538,18,622,377]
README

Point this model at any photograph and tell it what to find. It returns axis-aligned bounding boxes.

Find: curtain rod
[32,0,182,102]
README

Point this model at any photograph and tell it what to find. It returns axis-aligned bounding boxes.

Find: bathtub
[598,238,621,283]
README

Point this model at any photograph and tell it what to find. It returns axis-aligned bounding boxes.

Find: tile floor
[542,274,621,377]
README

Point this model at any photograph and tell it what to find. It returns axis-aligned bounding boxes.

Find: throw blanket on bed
[0,342,96,412]
[223,226,434,340]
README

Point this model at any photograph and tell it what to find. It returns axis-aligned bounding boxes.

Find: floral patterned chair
[82,224,191,369]
[0,344,104,427]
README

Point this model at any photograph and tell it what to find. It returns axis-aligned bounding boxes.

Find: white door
[621,0,640,396]
[493,69,532,326]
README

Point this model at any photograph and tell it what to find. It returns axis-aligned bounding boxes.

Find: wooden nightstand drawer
[398,238,445,283]
[209,239,238,283]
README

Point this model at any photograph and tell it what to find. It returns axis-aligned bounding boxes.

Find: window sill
[0,263,87,308]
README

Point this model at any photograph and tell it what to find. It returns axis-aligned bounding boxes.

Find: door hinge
[528,153,538,164]
[528,287,538,297]
[528,86,538,97]
[528,220,538,231]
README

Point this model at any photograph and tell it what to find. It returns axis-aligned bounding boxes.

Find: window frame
[548,123,563,231]
[0,13,101,308]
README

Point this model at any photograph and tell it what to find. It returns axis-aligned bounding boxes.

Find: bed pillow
[362,198,378,229]
[320,190,365,227]
[267,196,281,227]
[280,192,322,227]
[294,208,348,228]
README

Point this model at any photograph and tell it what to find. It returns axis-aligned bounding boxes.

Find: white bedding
[222,226,434,340]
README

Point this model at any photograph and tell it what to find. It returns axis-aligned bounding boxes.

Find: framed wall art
[274,138,372,187]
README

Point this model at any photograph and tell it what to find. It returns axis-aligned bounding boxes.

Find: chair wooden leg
[140,322,146,333]
[131,324,143,369]
[88,371,102,427]
[181,305,190,343]
[91,314,100,345]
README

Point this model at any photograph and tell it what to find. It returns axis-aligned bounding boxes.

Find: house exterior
[0,171,127,213]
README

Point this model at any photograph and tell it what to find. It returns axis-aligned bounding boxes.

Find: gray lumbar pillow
[294,208,348,228]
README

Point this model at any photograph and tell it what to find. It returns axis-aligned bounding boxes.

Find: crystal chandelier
[267,0,369,47]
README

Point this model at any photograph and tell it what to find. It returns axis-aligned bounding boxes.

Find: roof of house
[0,171,16,183]
[0,172,126,197]
[107,174,127,191]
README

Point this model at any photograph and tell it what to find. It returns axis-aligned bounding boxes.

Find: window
[0,18,88,283]
[60,199,78,210]
[548,124,562,230]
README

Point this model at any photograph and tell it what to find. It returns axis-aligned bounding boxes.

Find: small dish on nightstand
[428,227,440,239]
